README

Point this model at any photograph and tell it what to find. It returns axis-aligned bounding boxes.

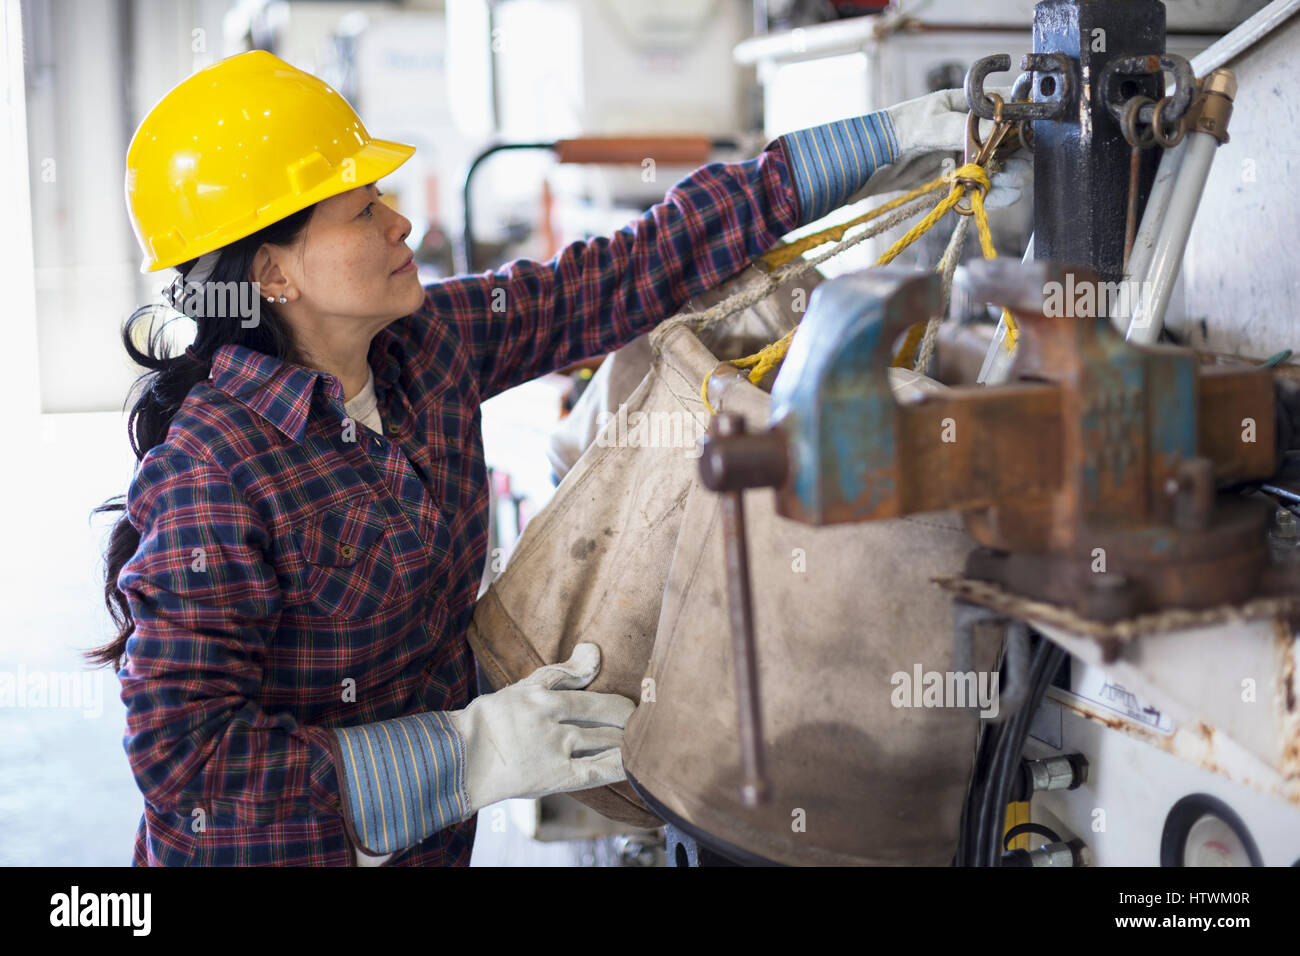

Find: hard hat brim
[139,138,417,274]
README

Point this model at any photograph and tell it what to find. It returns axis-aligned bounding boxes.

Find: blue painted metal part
[769,267,942,524]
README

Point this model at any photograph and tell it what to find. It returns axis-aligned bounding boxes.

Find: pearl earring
[278,296,287,303]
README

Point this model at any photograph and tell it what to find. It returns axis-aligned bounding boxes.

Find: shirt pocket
[291,499,397,619]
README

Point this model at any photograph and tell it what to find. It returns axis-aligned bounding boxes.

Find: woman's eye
[358,189,382,218]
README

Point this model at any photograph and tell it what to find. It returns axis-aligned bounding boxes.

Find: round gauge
[1160,794,1263,867]
[1183,815,1254,866]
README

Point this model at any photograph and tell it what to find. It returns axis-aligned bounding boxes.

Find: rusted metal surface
[1017,611,1300,808]
[940,581,1300,807]
[698,424,787,494]
[1099,54,1197,128]
[703,260,1284,622]
[959,259,1275,615]
[767,268,944,524]
[966,53,1070,122]
[896,385,1064,514]
[1197,364,1277,481]
[1278,616,1300,782]
[1048,690,1300,808]
[932,574,1300,662]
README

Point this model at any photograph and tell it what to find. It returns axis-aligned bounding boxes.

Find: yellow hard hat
[125,49,416,273]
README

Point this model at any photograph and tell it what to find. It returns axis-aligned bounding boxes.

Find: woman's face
[252,181,425,342]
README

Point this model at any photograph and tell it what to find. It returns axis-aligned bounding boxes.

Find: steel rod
[714,414,770,807]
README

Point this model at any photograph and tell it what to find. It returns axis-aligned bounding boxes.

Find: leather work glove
[448,642,633,810]
[848,86,1024,205]
[333,642,632,866]
[776,86,1028,226]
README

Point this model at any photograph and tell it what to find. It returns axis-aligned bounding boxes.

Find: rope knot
[951,163,991,189]
[951,163,992,217]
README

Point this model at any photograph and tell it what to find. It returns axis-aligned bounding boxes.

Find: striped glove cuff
[332,711,471,857]
[776,111,900,226]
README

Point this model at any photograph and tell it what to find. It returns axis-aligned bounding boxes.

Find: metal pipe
[1127,71,1236,344]
[1122,138,1213,343]
[984,0,1300,364]
[1113,138,1186,330]
[1191,0,1300,76]
[713,413,771,807]
[458,141,554,275]
[459,137,737,274]
[1115,0,1300,332]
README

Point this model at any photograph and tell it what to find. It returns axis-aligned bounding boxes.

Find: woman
[90,49,1002,866]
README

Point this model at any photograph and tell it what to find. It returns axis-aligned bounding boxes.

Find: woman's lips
[392,257,415,274]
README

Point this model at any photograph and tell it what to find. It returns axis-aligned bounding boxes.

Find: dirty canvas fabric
[467,265,991,854]
[621,322,994,862]
[468,263,822,827]
[545,261,813,483]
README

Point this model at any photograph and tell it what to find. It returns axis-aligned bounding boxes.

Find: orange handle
[552,136,715,165]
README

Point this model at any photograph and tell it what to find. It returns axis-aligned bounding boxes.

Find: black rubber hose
[960,633,1013,867]
[982,638,1066,866]
[1000,643,1066,865]
[982,645,1043,866]
[958,713,1001,865]
[1003,822,1064,850]
[974,636,1043,867]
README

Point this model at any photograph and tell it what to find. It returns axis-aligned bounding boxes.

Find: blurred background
[0,0,1265,866]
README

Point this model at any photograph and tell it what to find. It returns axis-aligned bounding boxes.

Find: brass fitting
[1187,68,1236,144]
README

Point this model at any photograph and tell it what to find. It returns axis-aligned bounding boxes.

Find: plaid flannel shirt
[115,113,899,866]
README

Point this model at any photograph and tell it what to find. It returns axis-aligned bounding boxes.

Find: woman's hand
[449,643,634,811]
[849,86,1021,203]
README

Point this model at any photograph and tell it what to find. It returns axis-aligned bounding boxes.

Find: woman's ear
[250,244,290,300]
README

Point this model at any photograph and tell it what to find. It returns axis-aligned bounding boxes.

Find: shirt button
[339,544,356,560]
[387,423,401,435]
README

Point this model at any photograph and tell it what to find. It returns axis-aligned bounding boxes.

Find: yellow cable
[729,163,997,386]
[967,183,1019,350]
[758,172,954,271]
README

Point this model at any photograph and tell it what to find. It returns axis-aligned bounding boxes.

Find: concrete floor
[0,410,630,866]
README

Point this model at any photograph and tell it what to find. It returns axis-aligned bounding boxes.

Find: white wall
[3,0,39,422]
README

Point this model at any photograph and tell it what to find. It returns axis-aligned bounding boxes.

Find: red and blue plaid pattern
[116,135,810,865]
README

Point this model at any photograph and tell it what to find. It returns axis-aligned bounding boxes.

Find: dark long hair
[86,204,317,671]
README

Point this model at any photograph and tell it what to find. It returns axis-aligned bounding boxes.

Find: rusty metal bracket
[1099,53,1196,129]
[967,53,1073,122]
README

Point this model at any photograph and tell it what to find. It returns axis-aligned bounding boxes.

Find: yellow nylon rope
[701,162,1017,413]
[756,172,954,271]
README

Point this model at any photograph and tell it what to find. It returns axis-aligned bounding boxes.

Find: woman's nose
[388,208,412,245]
